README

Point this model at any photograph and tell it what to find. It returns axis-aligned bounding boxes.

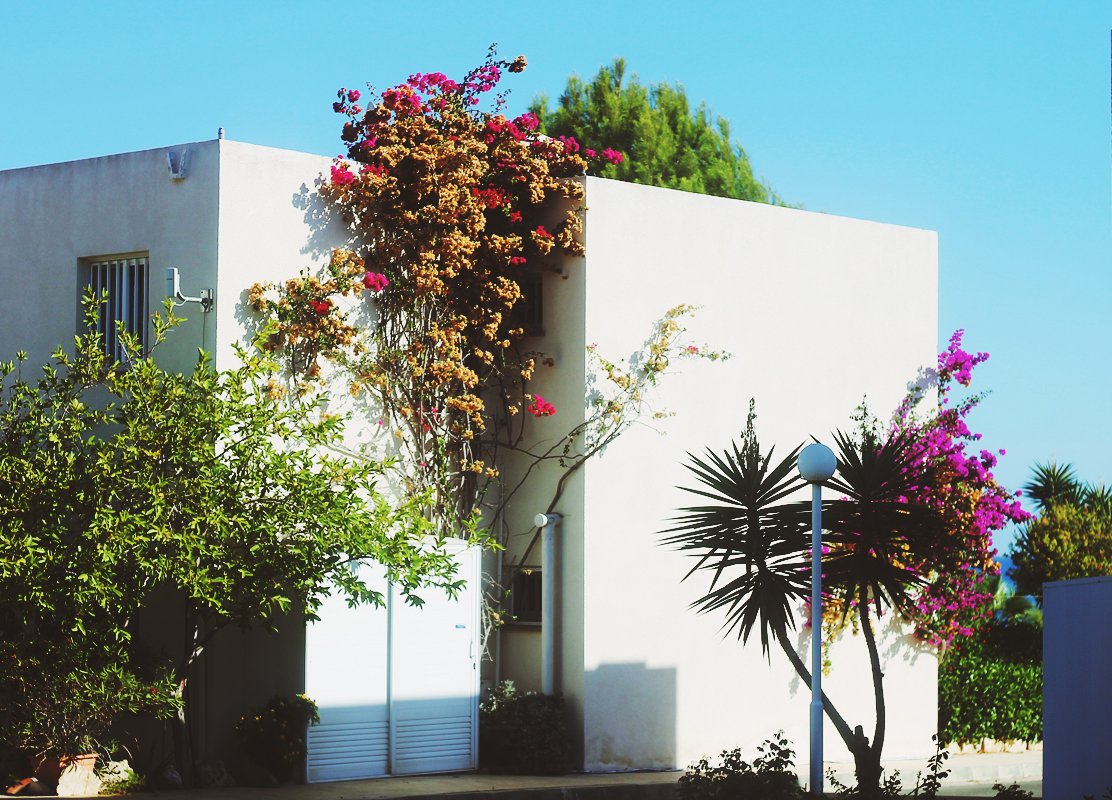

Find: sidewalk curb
[387,785,678,800]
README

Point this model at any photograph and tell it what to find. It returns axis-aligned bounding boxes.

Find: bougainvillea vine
[248,48,723,552]
[816,331,1031,654]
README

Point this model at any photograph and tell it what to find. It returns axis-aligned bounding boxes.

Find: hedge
[939,617,1042,746]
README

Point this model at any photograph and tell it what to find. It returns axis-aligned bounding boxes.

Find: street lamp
[797,442,837,797]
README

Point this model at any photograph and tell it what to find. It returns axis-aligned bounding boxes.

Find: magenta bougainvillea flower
[528,396,555,417]
[329,165,355,186]
[361,272,389,292]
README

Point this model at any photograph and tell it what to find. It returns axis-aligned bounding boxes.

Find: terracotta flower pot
[31,753,96,787]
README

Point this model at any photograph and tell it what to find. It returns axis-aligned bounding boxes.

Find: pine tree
[530,58,791,205]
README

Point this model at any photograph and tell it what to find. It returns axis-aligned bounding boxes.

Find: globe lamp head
[798,442,837,483]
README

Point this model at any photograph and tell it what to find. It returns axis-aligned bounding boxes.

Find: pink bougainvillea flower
[528,396,556,417]
[585,149,597,158]
[509,256,527,265]
[311,300,330,315]
[602,148,623,165]
[558,136,580,154]
[514,111,539,131]
[330,164,355,186]
[362,272,389,292]
[347,89,361,102]
[509,211,522,222]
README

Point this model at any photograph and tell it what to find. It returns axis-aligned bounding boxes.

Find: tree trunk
[172,599,199,786]
[172,601,223,786]
[171,683,192,787]
[854,585,887,797]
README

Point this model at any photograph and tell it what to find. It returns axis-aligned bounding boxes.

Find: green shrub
[479,681,571,775]
[939,617,1041,746]
[234,693,319,781]
[0,638,178,760]
[992,783,1034,800]
[678,732,803,800]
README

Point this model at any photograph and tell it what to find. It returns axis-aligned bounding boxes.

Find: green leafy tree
[1008,462,1112,599]
[1009,504,1112,600]
[0,295,463,775]
[530,58,789,204]
[0,297,181,759]
[664,408,945,796]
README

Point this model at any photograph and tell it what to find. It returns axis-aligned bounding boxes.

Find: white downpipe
[534,512,561,695]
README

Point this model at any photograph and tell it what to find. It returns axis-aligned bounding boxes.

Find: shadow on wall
[293,181,346,260]
[787,611,931,699]
[584,662,676,771]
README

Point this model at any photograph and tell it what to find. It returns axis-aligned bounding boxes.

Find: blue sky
[2,1,1108,556]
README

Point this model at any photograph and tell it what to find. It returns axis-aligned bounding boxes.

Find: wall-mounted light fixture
[165,268,213,313]
[167,150,190,180]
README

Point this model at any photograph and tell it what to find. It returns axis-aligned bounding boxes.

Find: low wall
[1043,575,1112,800]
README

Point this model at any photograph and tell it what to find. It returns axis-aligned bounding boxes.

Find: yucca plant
[665,407,947,797]
[1021,461,1082,512]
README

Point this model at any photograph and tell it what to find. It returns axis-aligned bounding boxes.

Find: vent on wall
[511,569,542,624]
[85,256,149,363]
[508,273,544,337]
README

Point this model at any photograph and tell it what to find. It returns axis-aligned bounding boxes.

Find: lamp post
[797,442,837,797]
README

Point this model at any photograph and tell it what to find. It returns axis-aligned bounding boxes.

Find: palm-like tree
[979,573,1041,627]
[663,429,808,655]
[665,419,945,796]
[1021,461,1081,512]
[819,428,945,790]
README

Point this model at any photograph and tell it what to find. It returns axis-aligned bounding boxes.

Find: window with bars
[84,255,149,362]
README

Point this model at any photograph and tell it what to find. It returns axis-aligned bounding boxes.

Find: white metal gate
[305,543,480,782]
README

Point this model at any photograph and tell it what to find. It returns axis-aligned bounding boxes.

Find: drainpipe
[533,512,561,695]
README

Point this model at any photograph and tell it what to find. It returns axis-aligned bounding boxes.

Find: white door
[390,543,480,775]
[305,544,480,782]
[305,563,390,782]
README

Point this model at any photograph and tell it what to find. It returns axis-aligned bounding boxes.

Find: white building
[0,137,938,778]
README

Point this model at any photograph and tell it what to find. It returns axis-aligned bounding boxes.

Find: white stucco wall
[1044,576,1112,800]
[0,141,219,376]
[212,140,350,367]
[501,177,939,772]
